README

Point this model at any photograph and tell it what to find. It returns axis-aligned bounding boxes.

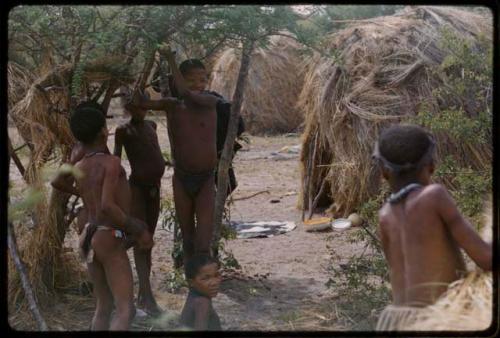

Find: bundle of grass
[299,6,492,216]
[209,35,306,135]
[8,56,134,322]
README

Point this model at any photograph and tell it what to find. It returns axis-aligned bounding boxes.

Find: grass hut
[299,6,492,216]
[209,35,307,135]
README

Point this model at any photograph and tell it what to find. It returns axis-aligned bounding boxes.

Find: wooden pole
[212,40,255,257]
[7,142,48,333]
[7,223,49,331]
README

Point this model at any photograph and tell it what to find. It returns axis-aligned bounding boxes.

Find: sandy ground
[8,112,364,331]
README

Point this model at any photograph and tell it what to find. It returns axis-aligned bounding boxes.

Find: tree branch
[7,222,48,331]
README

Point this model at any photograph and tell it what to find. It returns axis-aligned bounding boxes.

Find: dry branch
[7,223,48,331]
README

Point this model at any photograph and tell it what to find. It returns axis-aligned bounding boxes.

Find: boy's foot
[137,300,164,317]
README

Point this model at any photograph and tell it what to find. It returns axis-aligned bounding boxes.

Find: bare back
[379,184,466,306]
[167,100,217,172]
[75,154,131,227]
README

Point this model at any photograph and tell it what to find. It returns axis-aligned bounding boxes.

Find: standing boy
[373,124,492,330]
[133,45,220,264]
[69,104,154,330]
[114,93,166,316]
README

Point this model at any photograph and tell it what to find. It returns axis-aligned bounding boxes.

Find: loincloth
[376,304,427,331]
[78,223,127,264]
[174,166,214,199]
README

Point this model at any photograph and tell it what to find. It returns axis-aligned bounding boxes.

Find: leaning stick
[308,177,327,220]
[302,136,313,221]
[307,131,319,220]
[7,222,48,331]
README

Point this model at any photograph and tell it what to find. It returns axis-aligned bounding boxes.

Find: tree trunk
[212,40,255,257]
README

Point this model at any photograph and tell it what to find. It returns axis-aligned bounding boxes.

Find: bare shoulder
[418,183,450,203]
[378,202,391,230]
[104,154,122,169]
[70,143,86,164]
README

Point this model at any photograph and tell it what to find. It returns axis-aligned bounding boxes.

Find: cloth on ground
[228,221,296,239]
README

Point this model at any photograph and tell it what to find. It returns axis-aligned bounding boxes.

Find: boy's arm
[162,47,217,108]
[432,185,492,270]
[51,144,86,196]
[193,297,211,330]
[133,96,178,112]
[113,127,124,158]
[51,172,79,196]
[101,158,153,249]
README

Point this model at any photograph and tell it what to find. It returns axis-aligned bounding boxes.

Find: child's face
[189,263,221,298]
[183,68,208,92]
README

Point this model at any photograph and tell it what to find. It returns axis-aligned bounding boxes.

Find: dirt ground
[8,112,365,331]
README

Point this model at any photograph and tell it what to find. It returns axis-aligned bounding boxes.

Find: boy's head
[75,101,105,116]
[124,90,150,120]
[69,103,107,145]
[185,254,221,298]
[374,124,435,183]
[179,59,208,92]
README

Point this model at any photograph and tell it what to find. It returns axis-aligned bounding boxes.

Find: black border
[2,1,499,337]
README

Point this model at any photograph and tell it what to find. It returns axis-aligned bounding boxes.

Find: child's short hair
[75,101,105,115]
[185,254,219,280]
[69,104,106,144]
[179,59,206,76]
[374,124,435,174]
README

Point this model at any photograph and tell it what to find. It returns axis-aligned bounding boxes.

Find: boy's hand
[158,43,175,58]
[136,229,154,250]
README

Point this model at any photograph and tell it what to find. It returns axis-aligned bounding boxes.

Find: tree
[203,6,302,257]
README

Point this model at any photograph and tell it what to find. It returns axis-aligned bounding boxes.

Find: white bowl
[331,218,352,230]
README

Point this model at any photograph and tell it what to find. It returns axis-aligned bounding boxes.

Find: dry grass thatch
[209,35,307,135]
[299,6,493,216]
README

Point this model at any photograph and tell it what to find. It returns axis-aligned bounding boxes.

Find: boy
[133,45,220,264]
[69,104,154,330]
[114,92,166,316]
[51,101,111,235]
[373,124,492,330]
[179,254,222,330]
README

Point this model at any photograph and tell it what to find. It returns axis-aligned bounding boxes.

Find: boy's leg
[87,259,114,330]
[130,184,154,312]
[172,175,196,265]
[137,185,162,314]
[92,231,135,331]
[194,176,216,256]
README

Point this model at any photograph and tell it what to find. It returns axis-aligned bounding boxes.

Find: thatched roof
[209,35,307,135]
[299,6,492,216]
